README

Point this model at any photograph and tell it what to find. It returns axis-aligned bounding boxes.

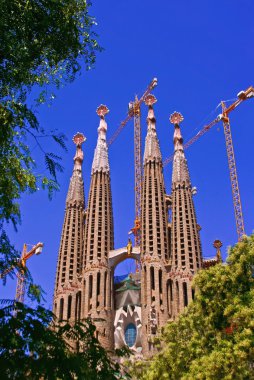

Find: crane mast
[2,242,44,303]
[107,78,158,247]
[220,105,245,240]
[118,78,157,247]
[108,78,158,147]
[163,86,254,241]
[133,98,142,246]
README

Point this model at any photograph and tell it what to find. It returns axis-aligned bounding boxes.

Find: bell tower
[169,112,202,317]
[53,133,86,323]
[140,95,170,356]
[82,105,114,350]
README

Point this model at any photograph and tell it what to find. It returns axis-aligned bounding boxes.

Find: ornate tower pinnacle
[141,96,170,356]
[72,132,86,171]
[53,132,86,323]
[82,105,114,350]
[170,112,191,187]
[143,94,162,163]
[92,105,110,174]
[169,113,202,318]
[66,132,86,204]
[170,111,184,152]
[213,240,223,263]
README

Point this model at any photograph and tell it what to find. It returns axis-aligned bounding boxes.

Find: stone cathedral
[53,95,219,357]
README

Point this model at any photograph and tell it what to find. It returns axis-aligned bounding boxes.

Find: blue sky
[3,0,254,308]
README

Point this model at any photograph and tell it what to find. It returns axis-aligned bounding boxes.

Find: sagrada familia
[53,95,221,357]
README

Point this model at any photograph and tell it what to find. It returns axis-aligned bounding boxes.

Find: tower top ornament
[96,104,109,117]
[170,112,184,125]
[73,132,86,146]
[144,94,157,106]
[213,239,223,249]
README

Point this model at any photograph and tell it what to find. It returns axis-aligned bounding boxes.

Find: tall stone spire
[169,112,202,318]
[82,105,114,350]
[141,95,170,356]
[171,112,191,186]
[91,108,110,174]
[53,133,86,323]
[143,95,162,163]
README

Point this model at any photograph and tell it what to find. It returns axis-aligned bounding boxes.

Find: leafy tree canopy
[0,300,124,379]
[0,0,101,282]
[0,0,101,228]
[138,235,254,380]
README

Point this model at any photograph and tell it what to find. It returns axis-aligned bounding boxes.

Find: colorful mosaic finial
[96,104,109,118]
[73,132,86,146]
[213,240,223,249]
[144,94,157,106]
[92,104,110,174]
[213,240,223,263]
[170,111,184,125]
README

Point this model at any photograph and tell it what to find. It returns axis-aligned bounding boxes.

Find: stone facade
[82,106,114,350]
[140,96,170,356]
[169,112,202,318]
[53,102,205,356]
[53,133,85,324]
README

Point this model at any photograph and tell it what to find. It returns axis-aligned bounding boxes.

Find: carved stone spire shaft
[82,105,114,350]
[91,106,110,174]
[141,95,170,356]
[172,116,191,186]
[169,113,202,318]
[53,133,86,323]
[143,95,162,164]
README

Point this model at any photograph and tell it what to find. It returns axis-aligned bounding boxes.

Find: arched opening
[125,323,137,347]
[114,258,136,283]
[112,252,141,350]
[113,258,139,310]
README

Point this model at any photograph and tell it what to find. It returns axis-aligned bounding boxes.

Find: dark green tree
[0,0,101,281]
[0,300,125,379]
[138,235,254,380]
[0,5,130,379]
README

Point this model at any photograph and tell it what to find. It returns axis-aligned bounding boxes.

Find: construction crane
[108,78,158,247]
[1,242,43,303]
[163,86,254,241]
[15,242,43,303]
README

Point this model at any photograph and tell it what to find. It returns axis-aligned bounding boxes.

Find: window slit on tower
[150,266,155,291]
[59,298,64,321]
[183,282,188,307]
[176,281,180,313]
[89,274,93,301]
[104,271,107,307]
[97,272,101,307]
[67,295,72,319]
[159,269,163,294]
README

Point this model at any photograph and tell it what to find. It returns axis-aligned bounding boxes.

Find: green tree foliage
[0,0,101,228]
[0,300,124,379]
[0,0,101,281]
[139,235,254,380]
